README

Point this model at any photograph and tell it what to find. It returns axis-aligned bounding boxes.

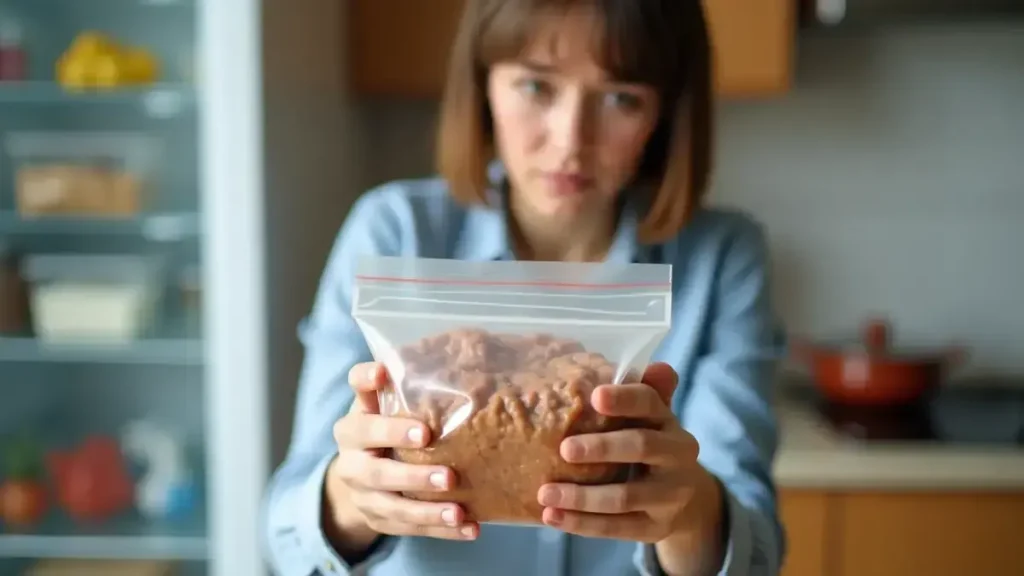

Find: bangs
[475,0,685,94]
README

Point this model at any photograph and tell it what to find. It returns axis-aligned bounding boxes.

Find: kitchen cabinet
[835,492,1024,576]
[347,0,796,98]
[778,490,1024,576]
[705,0,796,96]
[778,490,829,576]
[348,0,464,98]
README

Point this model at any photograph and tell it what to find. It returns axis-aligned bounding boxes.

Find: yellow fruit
[57,56,93,90]
[57,32,161,89]
[68,32,117,58]
[121,49,158,85]
[91,54,124,88]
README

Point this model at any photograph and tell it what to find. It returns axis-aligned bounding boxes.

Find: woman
[263,1,785,575]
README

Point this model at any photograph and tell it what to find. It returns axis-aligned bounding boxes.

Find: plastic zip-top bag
[351,257,673,524]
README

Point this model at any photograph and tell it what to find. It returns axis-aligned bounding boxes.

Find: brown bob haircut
[437,0,713,244]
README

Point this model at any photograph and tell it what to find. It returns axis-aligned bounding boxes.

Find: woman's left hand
[537,362,725,548]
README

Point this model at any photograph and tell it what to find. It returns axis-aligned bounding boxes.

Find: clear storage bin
[21,254,166,343]
[5,132,159,218]
[178,264,200,311]
[178,264,201,331]
[0,243,29,334]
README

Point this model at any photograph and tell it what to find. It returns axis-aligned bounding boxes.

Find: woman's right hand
[325,361,479,543]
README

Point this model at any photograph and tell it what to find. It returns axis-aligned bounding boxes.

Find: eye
[515,77,554,102]
[603,91,644,111]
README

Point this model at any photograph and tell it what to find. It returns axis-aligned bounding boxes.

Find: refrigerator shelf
[0,508,207,561]
[0,211,200,242]
[0,319,202,365]
[0,83,194,119]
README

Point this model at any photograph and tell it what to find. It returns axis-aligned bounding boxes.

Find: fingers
[355,490,477,538]
[641,362,679,405]
[337,449,455,492]
[334,413,430,450]
[591,383,673,421]
[332,364,478,543]
[538,480,671,514]
[560,428,697,467]
[332,454,478,541]
[368,520,477,541]
[541,508,656,542]
[348,361,389,392]
[347,362,390,413]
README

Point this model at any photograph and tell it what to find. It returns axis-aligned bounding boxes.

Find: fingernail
[561,440,582,461]
[441,508,458,525]
[407,427,425,445]
[461,525,476,538]
[545,508,565,525]
[429,471,448,489]
[538,486,561,507]
[370,364,383,381]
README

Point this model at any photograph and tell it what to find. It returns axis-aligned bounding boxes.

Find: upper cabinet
[706,0,796,96]
[348,0,464,98]
[347,0,796,99]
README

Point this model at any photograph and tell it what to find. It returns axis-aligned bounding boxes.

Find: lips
[544,172,593,196]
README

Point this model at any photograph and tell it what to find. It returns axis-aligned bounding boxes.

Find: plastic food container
[21,254,165,343]
[351,257,674,524]
[178,264,200,312]
[0,243,30,334]
[6,132,158,218]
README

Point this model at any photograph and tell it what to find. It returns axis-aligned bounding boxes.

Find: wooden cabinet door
[836,492,1024,576]
[704,0,796,96]
[348,0,464,97]
[779,490,830,576]
[347,0,795,98]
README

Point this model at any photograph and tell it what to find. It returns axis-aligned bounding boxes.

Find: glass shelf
[0,335,202,365]
[0,211,200,241]
[0,83,194,119]
[0,509,207,561]
[0,313,203,366]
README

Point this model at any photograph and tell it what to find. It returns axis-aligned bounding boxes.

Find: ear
[641,362,679,406]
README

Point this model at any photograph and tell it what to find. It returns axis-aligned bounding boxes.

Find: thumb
[641,362,679,406]
[347,362,390,414]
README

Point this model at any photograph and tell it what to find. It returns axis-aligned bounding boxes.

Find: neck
[507,193,617,262]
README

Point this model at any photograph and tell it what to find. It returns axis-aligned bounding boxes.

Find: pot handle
[862,318,891,352]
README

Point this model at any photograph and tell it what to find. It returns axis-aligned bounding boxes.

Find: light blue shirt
[261,170,786,576]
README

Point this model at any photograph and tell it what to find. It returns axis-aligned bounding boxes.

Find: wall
[350,22,1024,375]
[263,0,365,463]
[718,22,1023,376]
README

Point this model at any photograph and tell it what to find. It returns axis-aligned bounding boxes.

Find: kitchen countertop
[774,388,1024,490]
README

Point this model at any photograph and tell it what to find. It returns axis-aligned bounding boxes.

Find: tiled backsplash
[347,23,1023,374]
[715,23,1024,376]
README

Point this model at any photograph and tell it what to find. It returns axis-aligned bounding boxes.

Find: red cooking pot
[791,318,969,407]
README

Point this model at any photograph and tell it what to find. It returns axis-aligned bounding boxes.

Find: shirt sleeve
[260,188,405,576]
[638,215,786,576]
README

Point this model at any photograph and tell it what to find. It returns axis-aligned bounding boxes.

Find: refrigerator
[0,0,359,574]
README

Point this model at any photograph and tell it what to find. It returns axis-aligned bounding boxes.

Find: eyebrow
[518,60,559,73]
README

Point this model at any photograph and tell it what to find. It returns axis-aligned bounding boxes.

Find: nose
[549,90,592,158]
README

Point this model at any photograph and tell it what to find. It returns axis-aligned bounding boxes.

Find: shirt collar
[455,161,655,263]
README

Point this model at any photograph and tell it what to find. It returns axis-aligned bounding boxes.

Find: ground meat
[384,328,647,524]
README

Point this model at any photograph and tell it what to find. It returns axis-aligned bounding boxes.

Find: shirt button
[540,528,561,544]
[324,560,335,573]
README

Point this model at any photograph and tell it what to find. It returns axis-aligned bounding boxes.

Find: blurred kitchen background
[0,0,1020,575]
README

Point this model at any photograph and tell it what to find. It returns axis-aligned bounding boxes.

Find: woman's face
[487,5,661,224]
